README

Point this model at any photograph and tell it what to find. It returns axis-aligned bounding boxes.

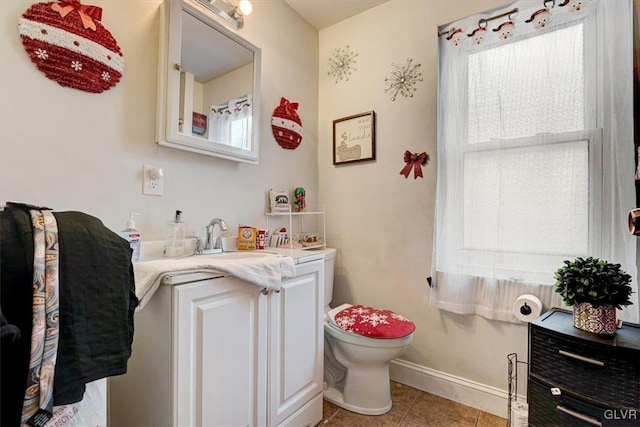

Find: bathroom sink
[192,251,277,260]
[137,251,277,263]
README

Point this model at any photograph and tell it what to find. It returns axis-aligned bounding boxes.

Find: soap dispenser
[121,213,142,262]
[164,210,186,257]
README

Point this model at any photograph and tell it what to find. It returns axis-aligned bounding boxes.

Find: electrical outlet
[143,165,164,196]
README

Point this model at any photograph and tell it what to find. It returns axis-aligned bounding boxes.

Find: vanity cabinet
[109,259,324,427]
[268,259,324,426]
[173,275,268,426]
[528,309,640,427]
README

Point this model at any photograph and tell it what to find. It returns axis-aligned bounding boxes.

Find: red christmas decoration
[271,97,302,150]
[400,150,429,179]
[18,0,124,93]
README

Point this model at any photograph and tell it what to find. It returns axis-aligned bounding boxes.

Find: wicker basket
[573,302,617,335]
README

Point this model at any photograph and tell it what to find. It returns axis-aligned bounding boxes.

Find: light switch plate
[143,165,164,196]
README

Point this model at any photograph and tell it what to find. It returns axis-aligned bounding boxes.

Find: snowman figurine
[467,27,487,46]
[559,0,585,12]
[493,21,515,40]
[446,28,464,47]
[525,8,552,29]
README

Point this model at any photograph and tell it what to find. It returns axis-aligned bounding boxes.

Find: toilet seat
[324,319,413,347]
[328,303,415,339]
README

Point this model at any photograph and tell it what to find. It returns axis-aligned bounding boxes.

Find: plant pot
[573,302,617,335]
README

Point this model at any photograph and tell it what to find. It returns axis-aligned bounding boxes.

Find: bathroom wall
[0,0,319,240]
[318,0,525,413]
[204,63,253,106]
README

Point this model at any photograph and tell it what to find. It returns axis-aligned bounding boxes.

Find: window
[432,1,637,323]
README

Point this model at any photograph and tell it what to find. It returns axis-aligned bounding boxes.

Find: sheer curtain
[431,0,638,323]
[208,93,252,149]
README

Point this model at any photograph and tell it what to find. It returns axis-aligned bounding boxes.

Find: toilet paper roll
[512,294,543,322]
[510,401,529,427]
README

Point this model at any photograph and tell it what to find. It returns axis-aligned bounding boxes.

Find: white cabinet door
[269,260,324,426]
[174,276,268,427]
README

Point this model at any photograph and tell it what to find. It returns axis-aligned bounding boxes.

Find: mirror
[157,0,261,163]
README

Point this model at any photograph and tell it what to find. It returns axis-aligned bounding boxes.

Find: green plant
[554,257,633,309]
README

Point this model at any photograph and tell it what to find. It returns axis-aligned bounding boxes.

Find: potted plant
[554,257,633,335]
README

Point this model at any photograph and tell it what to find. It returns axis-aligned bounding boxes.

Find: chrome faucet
[204,218,228,253]
[186,235,204,255]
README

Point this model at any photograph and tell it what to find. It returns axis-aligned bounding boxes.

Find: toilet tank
[322,248,337,309]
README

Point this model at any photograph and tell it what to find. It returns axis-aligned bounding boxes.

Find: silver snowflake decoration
[384,58,423,101]
[327,45,358,84]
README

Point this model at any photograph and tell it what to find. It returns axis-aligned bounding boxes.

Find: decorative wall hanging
[384,59,423,101]
[399,150,429,179]
[18,0,124,93]
[333,111,375,165]
[271,97,302,150]
[327,45,358,84]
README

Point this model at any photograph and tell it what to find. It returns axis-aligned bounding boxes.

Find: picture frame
[333,111,376,165]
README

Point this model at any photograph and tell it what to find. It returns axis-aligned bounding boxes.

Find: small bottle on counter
[121,213,142,262]
[164,210,186,257]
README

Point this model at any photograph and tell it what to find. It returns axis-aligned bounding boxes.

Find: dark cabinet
[528,309,640,426]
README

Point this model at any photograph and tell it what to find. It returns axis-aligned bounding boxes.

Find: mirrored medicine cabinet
[157,0,262,163]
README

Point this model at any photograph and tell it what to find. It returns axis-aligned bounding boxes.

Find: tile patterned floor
[317,381,507,427]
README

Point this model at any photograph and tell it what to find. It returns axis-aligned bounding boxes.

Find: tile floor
[317,381,507,427]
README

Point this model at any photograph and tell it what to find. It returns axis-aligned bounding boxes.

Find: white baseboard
[389,358,514,418]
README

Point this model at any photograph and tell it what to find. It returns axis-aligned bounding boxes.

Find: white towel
[134,255,296,310]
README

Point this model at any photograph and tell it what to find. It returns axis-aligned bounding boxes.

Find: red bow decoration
[400,151,429,179]
[280,98,300,120]
[51,0,102,31]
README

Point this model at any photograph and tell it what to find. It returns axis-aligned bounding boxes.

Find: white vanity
[109,250,324,427]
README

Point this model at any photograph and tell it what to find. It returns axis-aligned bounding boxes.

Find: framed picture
[192,112,207,136]
[333,111,376,165]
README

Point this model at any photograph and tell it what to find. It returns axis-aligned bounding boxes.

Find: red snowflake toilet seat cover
[333,305,415,339]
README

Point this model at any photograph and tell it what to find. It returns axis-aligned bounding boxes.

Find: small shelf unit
[265,205,326,250]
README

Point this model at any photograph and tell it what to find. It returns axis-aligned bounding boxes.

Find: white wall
[0,0,319,242]
[318,0,526,410]
[204,63,253,106]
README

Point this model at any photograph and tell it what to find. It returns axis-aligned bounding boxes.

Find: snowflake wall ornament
[327,45,358,84]
[384,59,423,101]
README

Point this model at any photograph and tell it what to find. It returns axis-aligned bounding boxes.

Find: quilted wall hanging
[18,0,124,93]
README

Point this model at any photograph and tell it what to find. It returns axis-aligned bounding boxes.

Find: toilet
[317,248,414,415]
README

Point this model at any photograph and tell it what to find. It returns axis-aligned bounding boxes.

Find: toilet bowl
[315,248,414,415]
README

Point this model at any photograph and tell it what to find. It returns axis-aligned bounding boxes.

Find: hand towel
[134,254,296,310]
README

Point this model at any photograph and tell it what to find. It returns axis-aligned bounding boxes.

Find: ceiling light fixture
[197,0,252,29]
